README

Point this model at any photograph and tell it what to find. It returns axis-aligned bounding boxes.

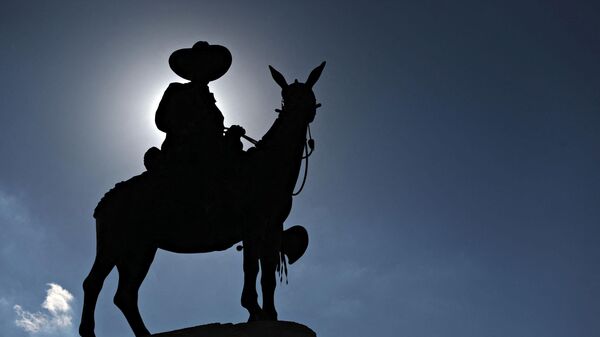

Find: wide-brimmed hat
[282,225,309,264]
[169,41,232,82]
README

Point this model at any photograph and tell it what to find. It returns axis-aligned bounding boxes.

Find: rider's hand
[227,125,246,138]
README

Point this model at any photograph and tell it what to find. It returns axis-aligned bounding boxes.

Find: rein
[223,127,259,145]
[292,125,314,196]
[224,117,315,197]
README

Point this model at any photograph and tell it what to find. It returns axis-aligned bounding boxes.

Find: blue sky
[1,1,599,337]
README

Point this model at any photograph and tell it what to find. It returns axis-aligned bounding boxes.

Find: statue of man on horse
[80,41,324,337]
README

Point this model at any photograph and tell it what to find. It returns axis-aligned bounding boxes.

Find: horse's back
[94,168,246,223]
[94,172,154,220]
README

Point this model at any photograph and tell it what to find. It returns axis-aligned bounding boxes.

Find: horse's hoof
[266,310,278,321]
[247,313,259,322]
[247,309,267,322]
[248,308,278,322]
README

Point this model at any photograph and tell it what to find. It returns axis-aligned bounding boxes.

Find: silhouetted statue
[79,41,325,337]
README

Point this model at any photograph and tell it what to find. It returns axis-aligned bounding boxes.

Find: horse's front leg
[260,245,279,320]
[241,239,263,321]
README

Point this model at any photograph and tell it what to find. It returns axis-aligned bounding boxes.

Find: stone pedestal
[151,321,316,337]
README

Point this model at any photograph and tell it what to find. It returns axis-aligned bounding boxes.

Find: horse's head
[269,62,325,123]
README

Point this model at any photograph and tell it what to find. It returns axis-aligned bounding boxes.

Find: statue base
[151,321,316,337]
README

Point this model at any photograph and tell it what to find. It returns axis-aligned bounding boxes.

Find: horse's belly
[155,220,243,254]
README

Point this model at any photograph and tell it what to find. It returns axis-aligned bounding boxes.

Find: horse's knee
[83,276,101,294]
[260,256,277,287]
[83,260,113,295]
[113,289,135,311]
[260,270,276,285]
[82,277,92,292]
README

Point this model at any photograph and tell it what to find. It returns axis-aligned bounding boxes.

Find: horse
[79,62,325,337]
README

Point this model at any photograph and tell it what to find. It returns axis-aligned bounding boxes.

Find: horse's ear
[306,61,326,88]
[269,65,288,89]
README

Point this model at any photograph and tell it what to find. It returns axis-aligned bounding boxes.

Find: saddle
[94,151,246,222]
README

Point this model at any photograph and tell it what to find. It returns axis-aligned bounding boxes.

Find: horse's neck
[261,114,306,147]
[254,111,309,191]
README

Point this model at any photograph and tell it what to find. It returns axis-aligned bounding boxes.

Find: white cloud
[0,189,44,262]
[13,305,48,333]
[42,284,73,317]
[0,297,9,307]
[0,190,29,225]
[13,283,74,334]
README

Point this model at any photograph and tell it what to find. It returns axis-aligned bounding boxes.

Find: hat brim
[283,225,309,265]
[169,44,232,82]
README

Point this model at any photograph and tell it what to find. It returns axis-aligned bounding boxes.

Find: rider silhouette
[145,41,245,174]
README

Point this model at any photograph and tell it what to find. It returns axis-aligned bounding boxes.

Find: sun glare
[145,87,167,145]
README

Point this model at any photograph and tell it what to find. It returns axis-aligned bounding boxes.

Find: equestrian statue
[79,41,325,337]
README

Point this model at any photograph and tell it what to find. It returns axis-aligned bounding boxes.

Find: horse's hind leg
[113,247,157,337]
[80,256,115,337]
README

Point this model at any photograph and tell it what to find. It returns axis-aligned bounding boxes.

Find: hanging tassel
[276,250,289,284]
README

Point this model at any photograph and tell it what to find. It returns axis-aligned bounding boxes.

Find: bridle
[223,103,319,196]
